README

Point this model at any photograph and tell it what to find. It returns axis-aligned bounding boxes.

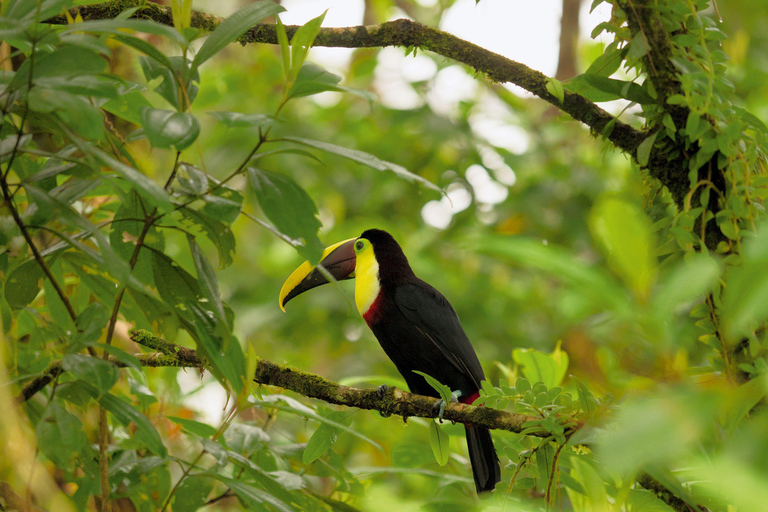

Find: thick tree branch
[14,330,552,436]
[48,1,645,160]
[618,0,726,250]
[138,330,553,436]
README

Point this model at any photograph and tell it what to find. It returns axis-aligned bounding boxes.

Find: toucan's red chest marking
[362,291,385,326]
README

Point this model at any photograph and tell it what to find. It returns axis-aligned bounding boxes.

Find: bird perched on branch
[279,228,500,493]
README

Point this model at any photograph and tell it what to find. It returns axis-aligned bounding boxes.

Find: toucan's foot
[376,384,389,399]
[433,390,462,423]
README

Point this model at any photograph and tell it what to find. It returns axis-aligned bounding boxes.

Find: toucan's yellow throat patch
[352,238,380,316]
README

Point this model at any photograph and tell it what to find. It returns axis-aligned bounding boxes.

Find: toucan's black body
[280,229,501,493]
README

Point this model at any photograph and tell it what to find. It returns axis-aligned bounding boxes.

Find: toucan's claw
[376,384,389,399]
[433,390,462,423]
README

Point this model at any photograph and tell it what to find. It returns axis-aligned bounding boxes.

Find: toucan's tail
[465,424,501,493]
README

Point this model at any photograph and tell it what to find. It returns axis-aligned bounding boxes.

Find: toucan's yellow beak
[279,238,357,311]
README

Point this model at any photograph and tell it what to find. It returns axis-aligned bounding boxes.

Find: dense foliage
[2,0,768,511]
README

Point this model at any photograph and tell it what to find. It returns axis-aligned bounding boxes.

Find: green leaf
[5,257,45,308]
[513,347,568,388]
[111,32,173,68]
[569,458,610,508]
[722,226,768,340]
[303,422,338,464]
[141,107,200,150]
[172,476,214,512]
[28,87,105,141]
[208,111,275,130]
[546,77,564,104]
[62,354,118,394]
[175,162,208,195]
[35,75,120,100]
[627,31,649,60]
[429,421,450,466]
[589,195,657,298]
[282,136,440,193]
[31,44,107,78]
[253,397,382,450]
[192,1,285,71]
[178,207,236,267]
[99,392,167,456]
[636,130,658,167]
[207,475,293,512]
[585,43,626,77]
[472,235,629,314]
[189,301,246,394]
[247,167,323,263]
[288,62,375,101]
[288,12,327,83]
[276,16,290,79]
[582,75,655,104]
[188,234,227,329]
[536,443,555,487]
[102,87,153,125]
[412,371,452,403]
[80,145,173,213]
[167,416,218,438]
[36,401,91,472]
[71,302,109,346]
[224,423,270,455]
[140,56,199,111]
[109,190,164,286]
[654,254,720,315]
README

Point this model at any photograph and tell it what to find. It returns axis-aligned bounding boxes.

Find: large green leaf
[62,354,118,394]
[172,476,214,512]
[36,401,92,472]
[287,12,326,83]
[282,136,440,193]
[722,226,768,340]
[140,108,200,150]
[102,87,153,125]
[302,409,350,464]
[28,87,105,141]
[429,421,450,466]
[99,392,167,456]
[247,167,323,263]
[192,1,285,71]
[473,235,630,314]
[253,396,382,450]
[205,475,292,512]
[188,234,227,329]
[512,346,569,389]
[589,196,657,299]
[83,146,174,213]
[288,62,375,101]
[208,111,276,130]
[178,207,236,268]
[140,56,199,111]
[224,423,270,455]
[5,257,45,308]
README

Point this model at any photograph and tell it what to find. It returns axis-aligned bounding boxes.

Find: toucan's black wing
[393,280,485,389]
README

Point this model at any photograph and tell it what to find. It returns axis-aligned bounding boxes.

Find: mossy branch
[19,329,547,436]
[47,1,645,161]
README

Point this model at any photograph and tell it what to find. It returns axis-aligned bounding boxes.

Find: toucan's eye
[355,240,364,251]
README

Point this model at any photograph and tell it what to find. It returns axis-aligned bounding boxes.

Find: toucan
[279,228,501,493]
